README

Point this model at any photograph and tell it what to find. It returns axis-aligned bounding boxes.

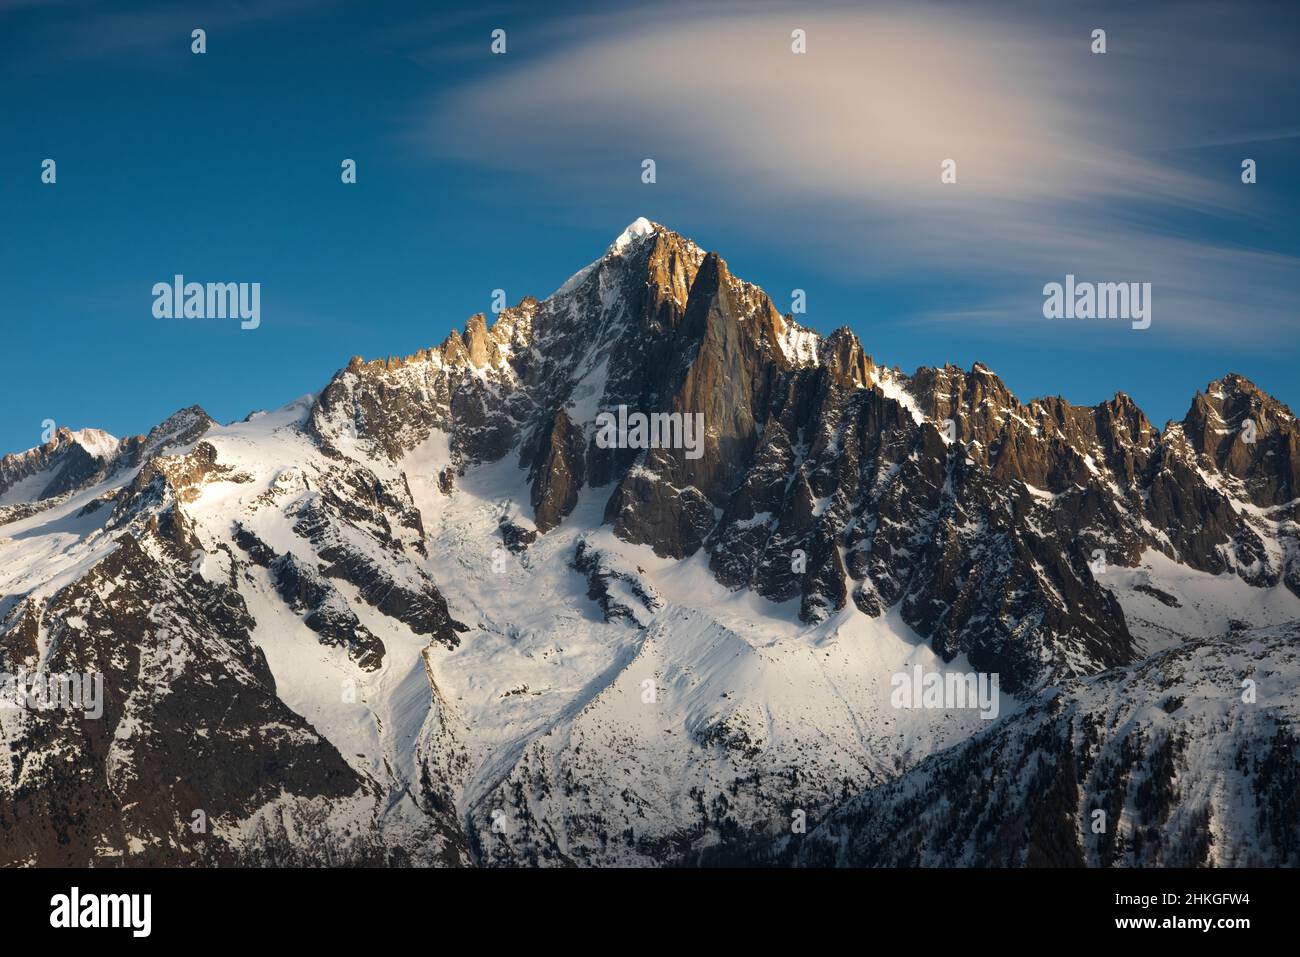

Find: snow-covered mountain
[2,219,1297,866]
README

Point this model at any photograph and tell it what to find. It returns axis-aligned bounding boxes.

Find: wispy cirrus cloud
[413,0,1300,341]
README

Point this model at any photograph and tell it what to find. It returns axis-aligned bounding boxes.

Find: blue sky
[2,0,1297,457]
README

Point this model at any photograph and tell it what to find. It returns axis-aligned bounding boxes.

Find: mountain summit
[2,221,1298,866]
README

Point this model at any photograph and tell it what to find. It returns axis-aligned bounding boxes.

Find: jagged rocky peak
[1185,372,1289,442]
[0,426,121,506]
[911,360,1021,417]
[145,404,213,444]
[896,363,1165,494]
[610,215,657,248]
[115,404,215,467]
[1179,373,1299,506]
[1095,390,1156,443]
[616,217,705,316]
[820,327,874,386]
[304,218,714,466]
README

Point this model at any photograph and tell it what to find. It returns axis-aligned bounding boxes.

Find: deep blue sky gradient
[1,0,1297,456]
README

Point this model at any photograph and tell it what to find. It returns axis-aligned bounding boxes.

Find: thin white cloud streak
[916,234,1300,342]
[416,1,1298,341]
[427,7,1227,209]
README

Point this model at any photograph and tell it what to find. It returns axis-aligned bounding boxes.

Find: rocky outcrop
[292,495,465,647]
[572,539,662,623]
[271,552,385,671]
[528,408,585,533]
